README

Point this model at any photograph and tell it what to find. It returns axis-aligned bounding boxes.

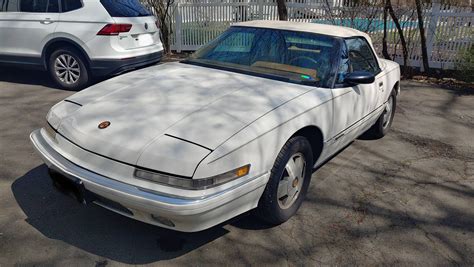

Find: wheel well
[42,39,90,70]
[292,126,324,164]
[394,81,400,95]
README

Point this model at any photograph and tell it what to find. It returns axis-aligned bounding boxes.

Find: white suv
[0,0,164,90]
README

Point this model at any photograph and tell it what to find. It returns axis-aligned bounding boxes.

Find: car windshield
[186,26,340,87]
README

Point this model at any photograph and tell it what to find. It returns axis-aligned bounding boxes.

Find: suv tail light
[97,24,132,35]
[155,20,160,29]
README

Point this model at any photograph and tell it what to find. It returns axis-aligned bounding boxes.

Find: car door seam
[329,101,387,143]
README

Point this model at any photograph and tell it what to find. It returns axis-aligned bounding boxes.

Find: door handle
[40,18,54,25]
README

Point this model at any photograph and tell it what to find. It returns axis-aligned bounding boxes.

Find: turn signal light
[236,165,250,177]
[97,24,132,35]
[135,164,251,190]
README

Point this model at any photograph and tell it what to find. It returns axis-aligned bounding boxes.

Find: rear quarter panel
[52,0,114,58]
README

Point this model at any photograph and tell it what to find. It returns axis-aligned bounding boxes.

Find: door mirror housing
[344,71,375,85]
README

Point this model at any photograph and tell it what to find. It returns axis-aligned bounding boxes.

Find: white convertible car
[31,21,400,232]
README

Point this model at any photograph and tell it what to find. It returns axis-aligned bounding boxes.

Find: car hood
[58,62,313,171]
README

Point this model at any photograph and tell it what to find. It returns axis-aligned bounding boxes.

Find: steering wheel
[289,56,318,66]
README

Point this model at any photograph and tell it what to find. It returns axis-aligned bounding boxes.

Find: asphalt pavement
[0,66,473,266]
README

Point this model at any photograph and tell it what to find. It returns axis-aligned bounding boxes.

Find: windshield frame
[183,26,343,88]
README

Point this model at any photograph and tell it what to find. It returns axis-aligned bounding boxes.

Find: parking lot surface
[1,66,473,266]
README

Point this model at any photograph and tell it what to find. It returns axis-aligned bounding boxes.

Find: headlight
[44,121,57,140]
[134,164,251,190]
[46,100,82,129]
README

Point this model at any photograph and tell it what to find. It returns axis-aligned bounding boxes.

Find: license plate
[49,170,92,204]
[137,33,154,47]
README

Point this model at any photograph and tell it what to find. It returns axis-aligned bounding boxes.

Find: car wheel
[48,47,89,90]
[367,90,397,139]
[256,136,313,225]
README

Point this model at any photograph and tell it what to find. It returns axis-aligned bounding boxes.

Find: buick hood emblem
[98,121,111,129]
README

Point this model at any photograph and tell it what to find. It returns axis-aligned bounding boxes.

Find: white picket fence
[167,0,474,70]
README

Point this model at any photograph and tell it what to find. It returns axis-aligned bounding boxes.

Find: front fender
[193,88,333,180]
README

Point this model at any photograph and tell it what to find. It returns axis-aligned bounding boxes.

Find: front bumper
[30,129,268,232]
[90,50,163,77]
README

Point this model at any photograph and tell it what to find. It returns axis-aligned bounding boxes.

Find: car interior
[197,28,337,83]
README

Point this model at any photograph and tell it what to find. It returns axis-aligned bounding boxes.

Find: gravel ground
[0,66,473,266]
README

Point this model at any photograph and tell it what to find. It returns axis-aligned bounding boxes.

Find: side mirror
[344,71,375,85]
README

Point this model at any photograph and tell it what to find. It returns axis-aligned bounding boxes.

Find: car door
[330,37,383,150]
[0,0,59,59]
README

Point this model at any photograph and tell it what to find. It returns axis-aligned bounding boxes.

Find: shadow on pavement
[0,65,109,90]
[11,165,234,264]
[0,65,59,88]
[0,62,166,91]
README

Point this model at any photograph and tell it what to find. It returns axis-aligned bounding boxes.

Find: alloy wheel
[277,152,306,209]
[54,54,81,85]
[382,96,394,129]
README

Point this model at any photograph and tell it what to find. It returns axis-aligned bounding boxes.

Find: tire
[256,136,313,225]
[367,90,397,139]
[48,47,89,90]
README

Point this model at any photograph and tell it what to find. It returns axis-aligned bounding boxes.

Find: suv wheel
[48,47,89,90]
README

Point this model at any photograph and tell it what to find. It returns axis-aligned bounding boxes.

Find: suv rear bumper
[90,50,163,76]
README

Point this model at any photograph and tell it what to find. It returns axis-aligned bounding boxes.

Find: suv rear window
[100,0,152,17]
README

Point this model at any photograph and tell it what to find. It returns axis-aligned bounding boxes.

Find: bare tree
[322,0,337,24]
[382,0,391,59]
[415,0,430,73]
[146,0,175,53]
[386,0,409,77]
[276,0,288,20]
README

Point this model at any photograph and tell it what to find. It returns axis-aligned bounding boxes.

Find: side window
[336,37,380,84]
[345,38,380,74]
[61,0,81,12]
[19,0,58,12]
[336,41,350,84]
[3,0,20,11]
[20,0,49,12]
[48,0,58,12]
